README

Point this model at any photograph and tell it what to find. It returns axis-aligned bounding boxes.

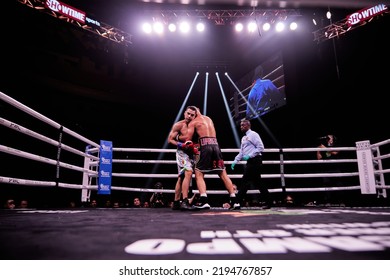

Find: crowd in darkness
[2,184,387,209]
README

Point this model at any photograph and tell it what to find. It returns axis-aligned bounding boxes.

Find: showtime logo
[347,4,388,26]
[45,0,86,24]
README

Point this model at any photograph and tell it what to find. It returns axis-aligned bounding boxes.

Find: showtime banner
[356,140,376,194]
[45,0,86,24]
[347,4,388,26]
[98,140,113,195]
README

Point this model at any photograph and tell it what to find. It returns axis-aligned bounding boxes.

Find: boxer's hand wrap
[175,133,181,142]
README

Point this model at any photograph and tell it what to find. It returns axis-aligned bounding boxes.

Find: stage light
[196,22,205,32]
[153,22,164,34]
[141,9,302,37]
[234,22,244,32]
[262,22,271,31]
[142,22,152,34]
[275,22,285,32]
[289,22,298,30]
[247,21,257,33]
[179,21,190,33]
[168,23,176,32]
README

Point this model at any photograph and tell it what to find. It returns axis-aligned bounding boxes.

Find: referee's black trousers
[237,155,271,206]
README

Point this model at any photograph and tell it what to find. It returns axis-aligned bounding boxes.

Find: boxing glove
[178,141,193,150]
[193,144,199,155]
[185,141,194,150]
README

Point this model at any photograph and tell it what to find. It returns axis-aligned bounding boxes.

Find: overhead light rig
[17,0,132,46]
[313,4,389,43]
[154,9,301,25]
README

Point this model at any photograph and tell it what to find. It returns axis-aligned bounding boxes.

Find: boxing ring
[2,89,390,262]
[1,90,389,207]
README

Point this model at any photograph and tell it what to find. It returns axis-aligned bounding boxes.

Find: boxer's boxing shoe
[193,196,211,210]
[180,198,195,211]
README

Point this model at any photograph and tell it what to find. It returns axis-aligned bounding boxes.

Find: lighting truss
[17,0,132,46]
[155,9,301,25]
[313,10,389,43]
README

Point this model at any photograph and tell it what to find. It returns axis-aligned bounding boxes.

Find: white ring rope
[112,157,358,165]
[0,175,56,187]
[0,117,99,161]
[110,171,359,179]
[1,90,390,202]
[0,91,100,148]
[0,144,97,176]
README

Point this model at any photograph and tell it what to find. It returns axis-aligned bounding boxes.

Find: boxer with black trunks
[196,137,224,173]
[179,107,239,210]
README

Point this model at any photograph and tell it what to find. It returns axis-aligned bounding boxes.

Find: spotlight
[275,22,285,32]
[247,21,257,33]
[179,21,190,33]
[262,22,271,31]
[235,22,244,32]
[168,23,176,32]
[289,22,298,31]
[153,22,164,34]
[196,22,205,32]
[142,22,152,34]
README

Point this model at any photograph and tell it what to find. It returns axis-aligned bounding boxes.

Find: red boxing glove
[185,141,194,150]
[193,144,199,155]
[178,141,193,150]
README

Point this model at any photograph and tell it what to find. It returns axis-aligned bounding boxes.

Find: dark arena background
[1,1,390,276]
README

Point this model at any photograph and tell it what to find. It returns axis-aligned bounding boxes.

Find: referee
[231,119,271,209]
